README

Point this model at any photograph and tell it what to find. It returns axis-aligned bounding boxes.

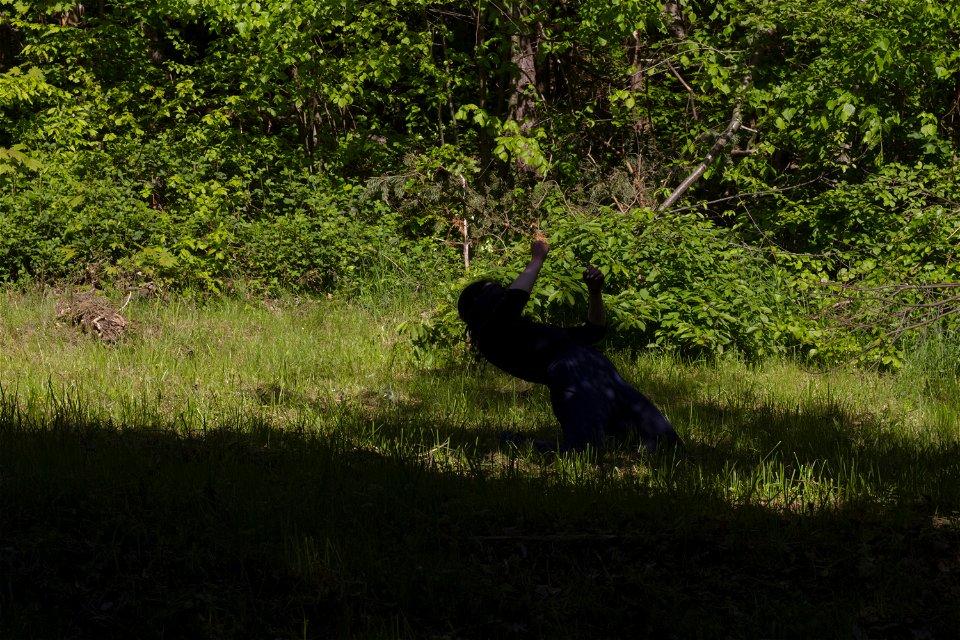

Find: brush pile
[56,290,129,343]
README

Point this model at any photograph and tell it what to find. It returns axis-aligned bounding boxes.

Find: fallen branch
[821,281,960,294]
[658,70,753,212]
[660,176,826,216]
[814,277,960,369]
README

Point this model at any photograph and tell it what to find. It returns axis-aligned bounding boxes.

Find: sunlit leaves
[0,145,44,175]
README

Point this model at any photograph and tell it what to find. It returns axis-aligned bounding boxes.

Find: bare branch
[658,70,752,212]
[821,281,960,293]
[659,176,827,216]
[666,59,698,120]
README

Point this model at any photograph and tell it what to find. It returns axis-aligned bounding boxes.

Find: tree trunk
[664,0,686,40]
[505,2,539,176]
[627,31,651,135]
[507,2,537,129]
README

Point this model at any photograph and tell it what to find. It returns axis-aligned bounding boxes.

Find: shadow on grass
[410,363,960,508]
[1,385,959,640]
[640,370,960,513]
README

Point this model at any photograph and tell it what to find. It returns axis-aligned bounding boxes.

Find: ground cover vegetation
[1,0,960,637]
[0,288,958,638]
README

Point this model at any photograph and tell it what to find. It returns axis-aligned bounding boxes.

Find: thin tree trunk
[474,2,493,169]
[504,2,539,175]
[664,0,686,40]
[507,2,537,129]
[462,217,470,270]
[627,31,651,134]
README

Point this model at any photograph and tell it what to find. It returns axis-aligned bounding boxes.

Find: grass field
[1,287,958,639]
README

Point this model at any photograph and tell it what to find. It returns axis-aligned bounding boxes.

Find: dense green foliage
[2,0,959,362]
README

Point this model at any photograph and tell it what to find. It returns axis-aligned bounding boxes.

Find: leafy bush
[767,162,960,367]
[0,151,158,284]
[0,144,449,294]
[2,0,959,366]
[408,208,818,363]
[239,205,388,294]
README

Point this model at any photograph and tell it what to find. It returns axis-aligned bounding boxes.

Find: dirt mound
[56,290,129,343]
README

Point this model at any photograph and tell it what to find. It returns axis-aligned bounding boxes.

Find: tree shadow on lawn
[1,392,959,640]
[407,363,960,508]
[639,370,960,511]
